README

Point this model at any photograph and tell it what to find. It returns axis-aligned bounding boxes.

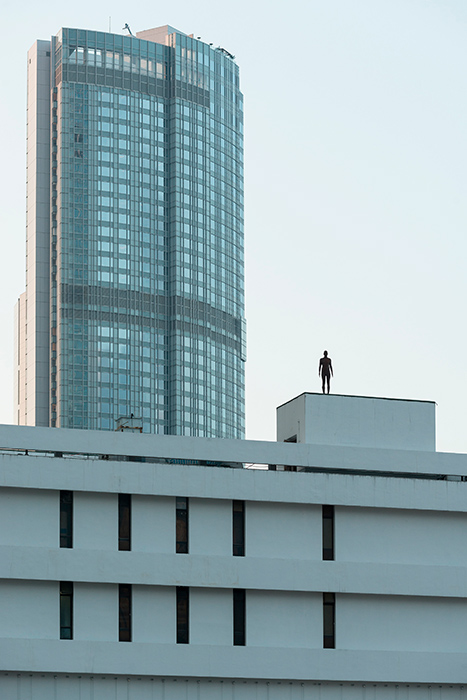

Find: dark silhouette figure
[319,351,333,394]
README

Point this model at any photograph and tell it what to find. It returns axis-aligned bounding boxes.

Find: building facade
[16,25,245,437]
[2,394,467,697]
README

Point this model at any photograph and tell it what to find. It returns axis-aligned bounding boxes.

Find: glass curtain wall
[51,27,245,438]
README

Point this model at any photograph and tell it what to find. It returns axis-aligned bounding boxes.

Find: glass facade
[47,26,244,437]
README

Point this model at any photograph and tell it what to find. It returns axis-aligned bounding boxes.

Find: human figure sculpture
[318,351,333,394]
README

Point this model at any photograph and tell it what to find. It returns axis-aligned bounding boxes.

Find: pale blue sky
[1,0,467,451]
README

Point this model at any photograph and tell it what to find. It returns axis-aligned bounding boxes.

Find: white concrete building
[1,392,467,698]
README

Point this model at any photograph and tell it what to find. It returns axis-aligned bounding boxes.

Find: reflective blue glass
[50,27,245,437]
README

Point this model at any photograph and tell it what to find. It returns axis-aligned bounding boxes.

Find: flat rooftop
[277,393,436,452]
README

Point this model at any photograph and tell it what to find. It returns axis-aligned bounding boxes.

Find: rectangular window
[323,593,335,649]
[118,493,131,551]
[233,589,246,646]
[60,491,73,548]
[322,505,334,560]
[176,497,188,553]
[233,500,245,556]
[119,584,132,642]
[60,581,73,640]
[176,586,189,644]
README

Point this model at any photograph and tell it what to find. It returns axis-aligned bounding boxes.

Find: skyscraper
[15,25,245,437]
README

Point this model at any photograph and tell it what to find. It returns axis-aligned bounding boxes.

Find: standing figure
[319,351,333,394]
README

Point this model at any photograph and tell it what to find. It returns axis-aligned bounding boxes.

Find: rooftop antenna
[109,16,111,32]
[123,23,134,36]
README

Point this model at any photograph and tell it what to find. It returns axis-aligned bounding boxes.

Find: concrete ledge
[1,456,467,511]
[1,549,467,597]
[1,639,467,683]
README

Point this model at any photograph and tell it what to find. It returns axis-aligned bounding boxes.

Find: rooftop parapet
[277,393,436,452]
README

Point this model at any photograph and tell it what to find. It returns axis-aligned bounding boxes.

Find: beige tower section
[15,40,51,426]
[14,293,27,424]
[135,25,189,44]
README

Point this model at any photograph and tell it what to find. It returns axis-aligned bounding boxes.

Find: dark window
[60,491,73,548]
[284,465,297,472]
[176,497,188,553]
[233,500,245,556]
[322,505,334,561]
[60,582,73,640]
[176,586,189,644]
[118,494,131,551]
[119,584,132,642]
[323,593,335,648]
[233,589,246,646]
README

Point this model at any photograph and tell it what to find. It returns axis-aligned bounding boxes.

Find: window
[176,497,188,553]
[233,589,246,645]
[60,582,73,639]
[323,593,335,649]
[118,494,131,551]
[60,491,73,548]
[119,584,132,642]
[176,586,189,644]
[322,505,334,561]
[232,500,245,556]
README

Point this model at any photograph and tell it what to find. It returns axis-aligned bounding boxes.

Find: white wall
[338,594,467,652]
[133,585,174,643]
[1,425,467,686]
[246,591,321,648]
[74,492,117,550]
[190,587,233,645]
[0,580,57,638]
[337,506,467,565]
[277,393,436,451]
[3,420,467,480]
[190,498,232,556]
[74,583,117,641]
[0,487,57,547]
[246,502,321,559]
[132,495,174,553]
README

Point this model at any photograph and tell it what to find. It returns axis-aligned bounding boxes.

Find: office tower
[15,25,245,437]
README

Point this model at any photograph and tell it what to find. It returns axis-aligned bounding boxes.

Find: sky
[1,0,467,452]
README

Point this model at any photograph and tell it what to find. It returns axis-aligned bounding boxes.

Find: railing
[0,447,242,469]
[0,447,466,482]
